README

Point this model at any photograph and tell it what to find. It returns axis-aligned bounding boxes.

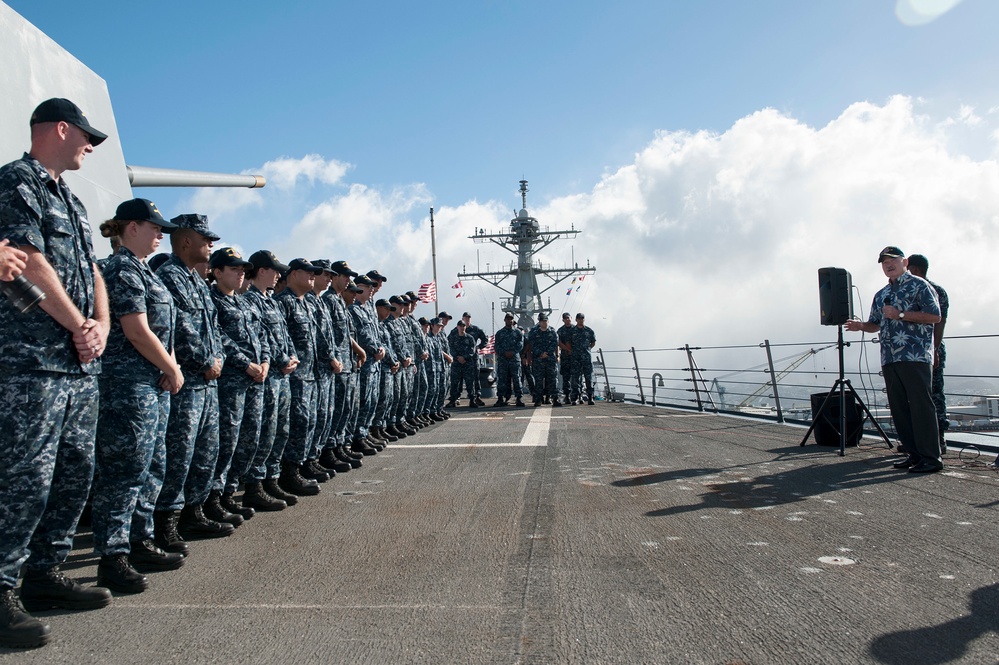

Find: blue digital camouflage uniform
[323,289,358,451]
[557,322,576,401]
[389,313,415,425]
[424,331,441,414]
[374,314,398,428]
[448,332,479,402]
[406,315,428,418]
[0,154,101,588]
[307,290,336,460]
[568,324,597,402]
[528,324,559,402]
[276,288,317,465]
[242,284,295,481]
[434,330,451,412]
[350,300,382,440]
[156,254,226,510]
[868,270,941,463]
[927,280,949,446]
[495,324,525,400]
[93,248,176,556]
[211,284,270,494]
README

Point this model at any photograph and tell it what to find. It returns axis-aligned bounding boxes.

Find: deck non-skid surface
[4,403,998,664]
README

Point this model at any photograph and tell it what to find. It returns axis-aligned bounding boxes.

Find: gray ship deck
[4,402,998,664]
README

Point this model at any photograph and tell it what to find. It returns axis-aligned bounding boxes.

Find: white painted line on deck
[550,415,574,419]
[394,407,551,449]
[585,415,610,419]
[449,417,505,421]
[656,414,712,418]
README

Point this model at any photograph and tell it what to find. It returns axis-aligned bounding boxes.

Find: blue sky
[6,1,999,371]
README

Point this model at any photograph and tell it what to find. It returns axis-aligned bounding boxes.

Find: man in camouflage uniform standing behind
[906,254,950,455]
[494,313,526,407]
[155,215,233,550]
[528,313,560,407]
[557,313,575,405]
[0,98,113,649]
[568,313,597,405]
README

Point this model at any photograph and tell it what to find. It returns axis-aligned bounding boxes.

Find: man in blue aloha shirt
[845,246,942,473]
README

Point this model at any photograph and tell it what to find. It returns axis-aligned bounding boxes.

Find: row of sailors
[88,199,457,595]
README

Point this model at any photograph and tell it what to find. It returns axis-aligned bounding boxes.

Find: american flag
[479,334,495,355]
[417,281,437,303]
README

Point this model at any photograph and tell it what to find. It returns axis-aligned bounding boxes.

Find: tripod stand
[799,324,892,456]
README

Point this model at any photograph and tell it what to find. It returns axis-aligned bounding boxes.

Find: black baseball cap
[878,246,905,263]
[312,259,335,274]
[504,313,514,320]
[439,311,452,320]
[248,250,289,273]
[456,320,466,327]
[430,317,442,326]
[375,298,396,310]
[576,313,585,319]
[209,247,252,269]
[462,312,472,318]
[113,199,177,232]
[287,258,323,275]
[331,260,358,277]
[30,98,108,146]
[367,269,387,282]
[538,313,548,321]
[170,214,221,241]
[354,274,377,286]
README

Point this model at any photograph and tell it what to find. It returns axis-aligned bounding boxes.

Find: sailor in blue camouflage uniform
[305,260,339,481]
[275,259,324,496]
[334,275,368,460]
[209,247,270,523]
[92,199,184,594]
[404,294,431,427]
[494,313,526,407]
[557,313,576,405]
[241,250,298,510]
[154,214,233,550]
[423,318,445,420]
[0,99,114,649]
[907,254,950,455]
[845,246,943,473]
[454,312,488,406]
[435,312,454,417]
[527,313,561,407]
[447,321,480,407]
[388,295,418,436]
[373,298,401,441]
[381,298,409,439]
[322,261,365,469]
[568,313,597,405]
[349,275,385,454]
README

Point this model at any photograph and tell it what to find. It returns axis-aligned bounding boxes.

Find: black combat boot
[279,460,321,496]
[386,424,407,439]
[153,510,189,556]
[351,437,378,456]
[263,477,299,506]
[242,481,287,511]
[375,426,398,443]
[19,566,112,612]
[446,399,458,408]
[319,447,352,473]
[221,492,255,521]
[178,503,236,540]
[364,435,385,451]
[0,587,49,649]
[300,459,330,482]
[97,555,148,594]
[128,539,185,572]
[334,447,363,469]
[204,490,244,527]
[515,398,526,407]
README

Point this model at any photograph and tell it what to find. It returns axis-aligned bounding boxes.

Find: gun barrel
[127,165,265,188]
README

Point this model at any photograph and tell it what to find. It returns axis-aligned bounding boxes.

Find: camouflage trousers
[424,368,439,414]
[353,364,380,439]
[311,369,335,460]
[429,366,447,412]
[409,363,428,417]
[449,361,477,401]
[532,358,558,401]
[258,374,291,480]
[496,356,523,400]
[93,379,169,556]
[374,365,395,428]
[328,372,357,450]
[215,375,264,494]
[560,361,576,400]
[0,371,97,588]
[281,377,317,465]
[932,354,947,439]
[393,365,414,423]
[569,356,594,401]
[156,385,219,511]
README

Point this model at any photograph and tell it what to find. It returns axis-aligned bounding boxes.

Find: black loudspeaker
[818,267,853,326]
[809,392,862,447]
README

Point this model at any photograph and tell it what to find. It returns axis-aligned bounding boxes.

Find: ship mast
[458,179,595,329]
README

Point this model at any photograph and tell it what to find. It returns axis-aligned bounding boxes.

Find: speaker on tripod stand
[801,267,892,455]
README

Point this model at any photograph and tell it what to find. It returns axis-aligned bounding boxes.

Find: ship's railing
[595,333,999,456]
